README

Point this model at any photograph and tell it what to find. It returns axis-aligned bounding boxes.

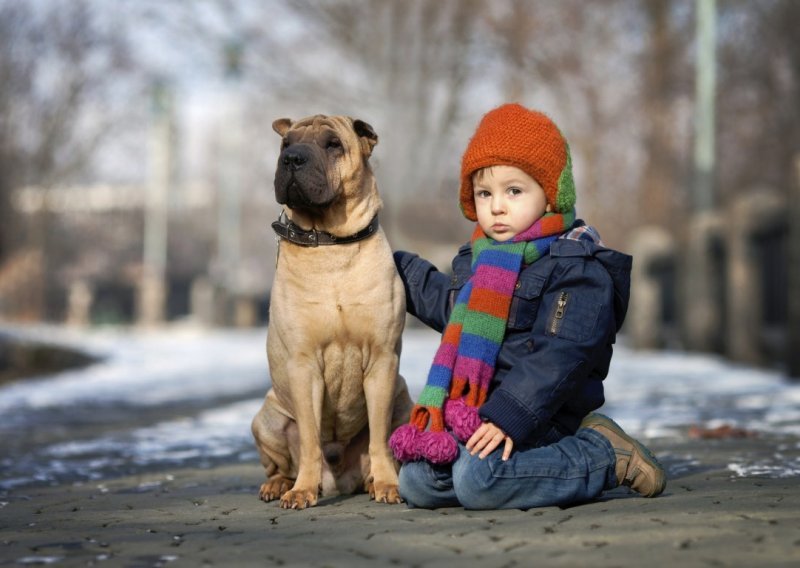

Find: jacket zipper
[548,291,569,335]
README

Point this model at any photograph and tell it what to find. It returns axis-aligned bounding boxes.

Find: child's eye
[507,186,522,195]
[475,190,490,199]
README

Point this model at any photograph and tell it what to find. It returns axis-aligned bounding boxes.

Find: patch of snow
[2,325,799,486]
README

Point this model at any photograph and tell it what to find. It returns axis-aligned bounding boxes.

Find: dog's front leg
[280,359,325,509]
[363,351,403,504]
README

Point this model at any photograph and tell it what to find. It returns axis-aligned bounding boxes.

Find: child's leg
[450,428,617,510]
[398,461,461,509]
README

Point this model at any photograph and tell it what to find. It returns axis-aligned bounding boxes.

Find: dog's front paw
[259,476,293,502]
[279,488,318,510]
[368,481,403,504]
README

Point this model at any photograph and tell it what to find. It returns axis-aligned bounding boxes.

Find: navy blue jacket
[394,225,632,447]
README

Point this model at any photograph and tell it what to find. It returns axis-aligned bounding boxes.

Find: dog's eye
[327,138,342,150]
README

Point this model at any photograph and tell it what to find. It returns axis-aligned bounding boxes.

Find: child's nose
[491,196,506,214]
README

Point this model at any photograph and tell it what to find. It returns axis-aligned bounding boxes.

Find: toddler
[389,103,666,509]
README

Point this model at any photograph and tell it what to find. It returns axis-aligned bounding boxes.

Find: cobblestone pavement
[2,435,799,568]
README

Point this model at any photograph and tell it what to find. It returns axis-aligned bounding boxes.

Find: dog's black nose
[282,150,307,169]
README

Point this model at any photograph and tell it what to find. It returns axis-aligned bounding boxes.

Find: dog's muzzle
[274,145,334,209]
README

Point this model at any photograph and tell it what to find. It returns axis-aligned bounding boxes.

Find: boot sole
[583,413,667,497]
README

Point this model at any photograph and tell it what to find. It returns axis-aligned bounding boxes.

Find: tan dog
[251,114,412,509]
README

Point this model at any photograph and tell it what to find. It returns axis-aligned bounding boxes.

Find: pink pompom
[389,424,421,462]
[417,431,459,464]
[444,397,482,441]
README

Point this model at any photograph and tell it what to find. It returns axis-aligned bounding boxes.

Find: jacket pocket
[507,274,546,330]
[545,292,601,342]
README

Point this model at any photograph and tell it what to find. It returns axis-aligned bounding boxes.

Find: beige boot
[580,413,667,497]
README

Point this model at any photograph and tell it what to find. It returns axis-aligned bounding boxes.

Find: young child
[389,103,666,509]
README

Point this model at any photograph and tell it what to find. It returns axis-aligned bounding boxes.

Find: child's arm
[393,247,467,332]
[478,257,617,444]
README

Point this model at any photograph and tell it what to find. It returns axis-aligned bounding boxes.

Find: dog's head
[272,114,378,212]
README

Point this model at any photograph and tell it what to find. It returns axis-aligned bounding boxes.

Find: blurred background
[0,0,798,377]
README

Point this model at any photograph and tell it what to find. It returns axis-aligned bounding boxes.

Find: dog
[251,114,412,509]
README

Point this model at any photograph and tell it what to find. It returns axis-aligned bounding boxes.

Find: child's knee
[398,462,442,509]
[452,457,501,510]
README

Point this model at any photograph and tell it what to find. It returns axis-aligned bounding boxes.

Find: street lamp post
[683,0,719,353]
[139,80,175,327]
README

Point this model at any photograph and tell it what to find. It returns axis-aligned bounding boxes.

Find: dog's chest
[318,341,371,438]
[271,243,403,334]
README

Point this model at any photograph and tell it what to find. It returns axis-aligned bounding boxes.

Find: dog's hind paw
[368,481,402,504]
[279,488,318,510]
[259,476,293,502]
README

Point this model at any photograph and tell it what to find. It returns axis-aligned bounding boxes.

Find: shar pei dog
[251,114,413,509]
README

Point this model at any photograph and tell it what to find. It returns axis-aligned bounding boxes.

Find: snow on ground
[0,326,269,412]
[1,324,799,489]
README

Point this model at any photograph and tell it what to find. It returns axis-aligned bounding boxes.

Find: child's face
[472,165,548,242]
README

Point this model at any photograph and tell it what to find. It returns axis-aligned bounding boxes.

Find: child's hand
[466,421,514,461]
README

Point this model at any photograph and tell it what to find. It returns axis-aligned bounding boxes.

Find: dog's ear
[352,118,378,157]
[272,118,293,137]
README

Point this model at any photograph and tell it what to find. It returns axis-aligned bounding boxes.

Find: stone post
[66,280,93,327]
[629,227,676,349]
[788,157,800,379]
[190,277,215,327]
[234,297,257,328]
[726,189,785,366]
[682,212,724,353]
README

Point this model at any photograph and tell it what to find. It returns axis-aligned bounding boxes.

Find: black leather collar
[271,212,379,247]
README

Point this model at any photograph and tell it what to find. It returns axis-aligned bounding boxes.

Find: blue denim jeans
[398,428,617,510]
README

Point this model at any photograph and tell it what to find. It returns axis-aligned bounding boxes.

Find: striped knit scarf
[390,209,576,464]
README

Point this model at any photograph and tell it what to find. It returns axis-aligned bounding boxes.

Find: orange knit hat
[459,103,576,221]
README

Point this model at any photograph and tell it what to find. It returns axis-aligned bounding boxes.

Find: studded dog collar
[271,212,379,247]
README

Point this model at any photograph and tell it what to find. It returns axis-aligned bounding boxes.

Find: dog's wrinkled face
[272,115,378,212]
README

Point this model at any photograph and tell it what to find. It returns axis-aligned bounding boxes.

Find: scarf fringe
[389,424,459,464]
[388,397,484,463]
[444,397,482,441]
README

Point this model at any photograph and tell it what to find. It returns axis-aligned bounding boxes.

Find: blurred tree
[638,0,694,230]
[716,0,800,205]
[485,0,654,246]
[277,0,483,248]
[0,0,134,263]
[154,1,697,252]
